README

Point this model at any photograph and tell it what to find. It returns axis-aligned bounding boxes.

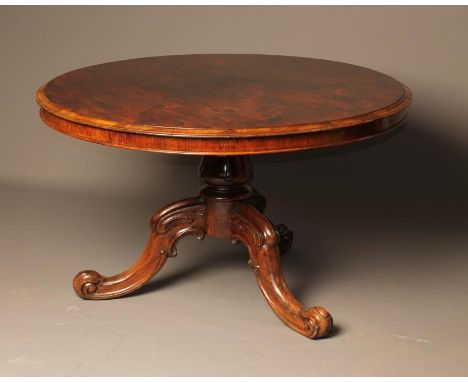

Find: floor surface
[1,184,467,376]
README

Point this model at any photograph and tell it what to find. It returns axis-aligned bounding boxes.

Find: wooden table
[36,54,412,339]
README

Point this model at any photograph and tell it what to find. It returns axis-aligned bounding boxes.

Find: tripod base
[73,156,333,339]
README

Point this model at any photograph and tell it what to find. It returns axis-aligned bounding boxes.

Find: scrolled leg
[231,202,332,339]
[73,197,207,300]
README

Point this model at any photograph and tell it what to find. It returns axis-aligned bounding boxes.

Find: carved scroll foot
[73,197,206,300]
[231,202,332,339]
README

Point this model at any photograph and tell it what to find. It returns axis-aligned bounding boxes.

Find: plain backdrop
[1,6,468,376]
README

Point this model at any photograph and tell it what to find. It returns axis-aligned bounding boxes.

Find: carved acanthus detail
[161,227,206,258]
[231,203,278,250]
[155,205,207,234]
[232,217,265,248]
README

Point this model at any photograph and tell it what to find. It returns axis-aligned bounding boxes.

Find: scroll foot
[73,197,207,300]
[231,202,332,339]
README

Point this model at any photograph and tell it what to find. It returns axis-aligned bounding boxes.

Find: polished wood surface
[37,54,411,155]
[39,107,407,155]
[37,55,412,339]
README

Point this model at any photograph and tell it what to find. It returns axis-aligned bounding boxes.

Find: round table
[36,54,412,339]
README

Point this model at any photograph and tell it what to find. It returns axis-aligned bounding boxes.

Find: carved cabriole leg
[231,202,333,339]
[73,197,206,300]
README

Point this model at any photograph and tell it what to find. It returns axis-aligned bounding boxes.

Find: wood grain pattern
[37,54,411,155]
[40,107,408,155]
[37,55,412,338]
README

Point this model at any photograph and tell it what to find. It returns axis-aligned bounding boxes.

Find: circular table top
[37,54,411,155]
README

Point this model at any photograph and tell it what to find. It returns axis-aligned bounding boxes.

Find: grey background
[1,6,467,376]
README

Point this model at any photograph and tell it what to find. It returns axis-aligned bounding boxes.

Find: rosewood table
[36,54,412,339]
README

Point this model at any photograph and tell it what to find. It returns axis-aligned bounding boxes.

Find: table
[36,54,412,339]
